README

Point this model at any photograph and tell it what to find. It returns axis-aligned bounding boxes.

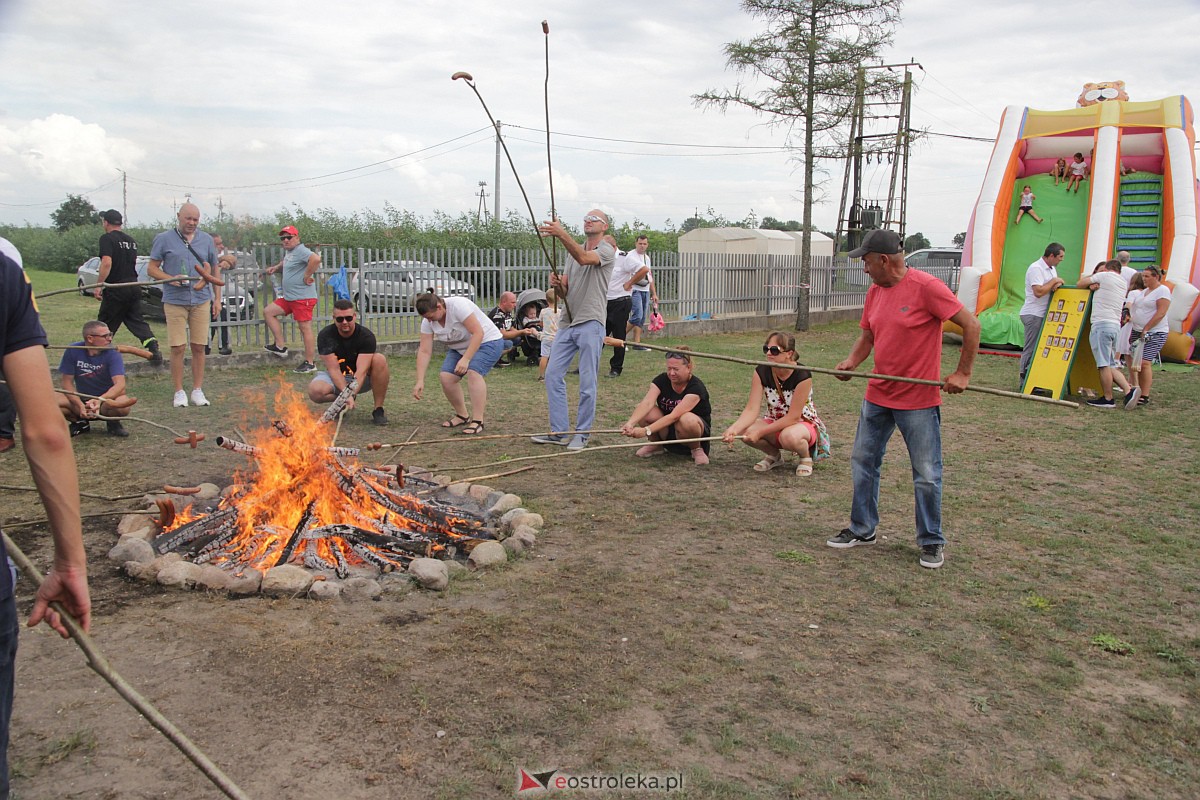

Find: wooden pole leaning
[1,534,253,800]
[608,339,1080,409]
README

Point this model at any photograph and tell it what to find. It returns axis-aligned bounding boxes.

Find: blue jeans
[848,400,945,546]
[630,291,650,327]
[544,320,603,437]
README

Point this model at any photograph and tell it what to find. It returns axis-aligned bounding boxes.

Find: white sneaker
[190,388,210,407]
[173,390,188,408]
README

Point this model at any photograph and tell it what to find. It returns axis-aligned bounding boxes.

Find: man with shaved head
[486,290,535,367]
[147,203,220,408]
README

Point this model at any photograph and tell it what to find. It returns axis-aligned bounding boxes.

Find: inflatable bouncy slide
[950,83,1200,362]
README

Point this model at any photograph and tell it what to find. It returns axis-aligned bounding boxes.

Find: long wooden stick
[0,484,153,502]
[415,465,536,496]
[440,435,743,472]
[606,338,1080,409]
[3,509,158,530]
[0,533,252,800]
[366,428,627,449]
[46,343,154,360]
[37,277,188,299]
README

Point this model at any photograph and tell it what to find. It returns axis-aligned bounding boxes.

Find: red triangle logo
[517,769,544,792]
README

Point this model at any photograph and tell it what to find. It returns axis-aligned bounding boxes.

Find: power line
[504,123,790,150]
[504,134,792,158]
[0,176,123,208]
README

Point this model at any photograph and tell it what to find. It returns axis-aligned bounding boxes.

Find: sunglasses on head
[334,314,354,322]
[665,351,690,362]
[762,345,787,356]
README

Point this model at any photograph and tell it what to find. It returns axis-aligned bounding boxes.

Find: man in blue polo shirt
[147,203,220,408]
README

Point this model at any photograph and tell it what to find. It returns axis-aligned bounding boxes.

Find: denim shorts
[1088,322,1121,368]
[441,338,505,377]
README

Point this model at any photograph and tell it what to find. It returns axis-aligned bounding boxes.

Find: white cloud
[0,114,143,187]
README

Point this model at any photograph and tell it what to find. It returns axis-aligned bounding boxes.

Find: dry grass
[3,316,1198,799]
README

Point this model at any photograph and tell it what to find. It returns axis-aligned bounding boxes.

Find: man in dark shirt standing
[94,210,162,366]
[307,299,390,425]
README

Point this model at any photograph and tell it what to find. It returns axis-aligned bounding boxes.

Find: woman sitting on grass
[721,331,830,476]
[619,346,712,465]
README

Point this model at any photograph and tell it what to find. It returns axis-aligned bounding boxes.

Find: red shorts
[274,297,317,321]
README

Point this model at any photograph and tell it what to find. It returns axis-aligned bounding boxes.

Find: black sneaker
[371,407,388,426]
[293,361,317,374]
[69,420,91,437]
[264,343,289,358]
[1086,397,1116,409]
[606,370,621,378]
[105,420,129,438]
[218,347,233,356]
[204,344,211,356]
[148,343,164,367]
[493,358,509,368]
[826,529,876,548]
[525,356,538,367]
[1137,395,1150,406]
[920,544,945,569]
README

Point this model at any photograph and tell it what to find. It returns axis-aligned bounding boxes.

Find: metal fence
[209,246,962,348]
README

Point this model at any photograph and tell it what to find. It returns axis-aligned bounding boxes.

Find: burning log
[215,436,260,456]
[153,507,239,555]
[274,500,317,567]
[319,378,358,423]
[189,514,246,563]
[272,420,293,438]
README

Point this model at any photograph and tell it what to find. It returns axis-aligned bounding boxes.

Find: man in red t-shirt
[826,229,980,569]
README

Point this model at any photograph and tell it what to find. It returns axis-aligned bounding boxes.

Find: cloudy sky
[2,0,1198,245]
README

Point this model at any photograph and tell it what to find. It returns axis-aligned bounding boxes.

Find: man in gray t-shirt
[264,224,321,373]
[531,209,615,449]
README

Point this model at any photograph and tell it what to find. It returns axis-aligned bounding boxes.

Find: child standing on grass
[1050,157,1068,185]
[1015,185,1043,225]
[1066,152,1089,193]
[535,288,560,382]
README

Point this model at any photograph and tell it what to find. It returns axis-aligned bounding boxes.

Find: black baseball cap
[100,209,123,225]
[848,228,902,258]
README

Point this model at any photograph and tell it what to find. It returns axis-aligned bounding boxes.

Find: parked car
[905,248,962,291]
[348,260,477,312]
[77,252,260,321]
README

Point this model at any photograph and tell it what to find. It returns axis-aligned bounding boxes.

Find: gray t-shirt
[562,240,615,327]
[281,243,319,301]
[150,229,217,307]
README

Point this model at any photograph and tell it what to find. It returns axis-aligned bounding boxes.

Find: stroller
[513,288,548,364]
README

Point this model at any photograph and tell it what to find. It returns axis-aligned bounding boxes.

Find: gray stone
[195,565,233,591]
[405,465,432,479]
[157,561,203,589]
[509,512,544,532]
[123,561,154,581]
[499,508,528,529]
[220,484,240,499]
[342,577,383,601]
[502,537,526,557]
[108,535,155,565]
[195,482,221,501]
[261,565,314,597]
[308,580,343,601]
[489,494,523,516]
[128,552,181,581]
[117,513,154,538]
[227,569,263,595]
[468,540,507,569]
[511,525,537,548]
[408,558,449,591]
[468,484,494,504]
[445,481,471,497]
[432,474,452,487]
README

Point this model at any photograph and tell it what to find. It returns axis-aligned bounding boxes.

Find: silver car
[348,260,476,312]
[76,252,259,320]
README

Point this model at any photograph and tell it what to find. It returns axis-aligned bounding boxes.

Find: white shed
[678,227,834,257]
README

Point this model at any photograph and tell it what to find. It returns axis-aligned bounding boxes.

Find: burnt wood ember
[272,420,293,437]
[215,436,261,456]
[274,500,317,568]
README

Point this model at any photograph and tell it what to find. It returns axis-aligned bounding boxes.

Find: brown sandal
[441,413,469,429]
[460,420,485,435]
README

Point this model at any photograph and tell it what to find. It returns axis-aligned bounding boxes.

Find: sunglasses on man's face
[279,235,296,241]
[762,345,787,356]
[334,315,355,323]
[582,215,605,223]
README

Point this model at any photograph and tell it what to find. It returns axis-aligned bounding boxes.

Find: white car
[76,252,260,320]
[348,260,476,312]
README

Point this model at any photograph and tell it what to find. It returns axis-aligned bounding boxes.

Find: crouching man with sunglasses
[307,300,390,426]
[56,321,134,438]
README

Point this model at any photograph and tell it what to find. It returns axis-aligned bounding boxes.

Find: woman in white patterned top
[722,331,830,476]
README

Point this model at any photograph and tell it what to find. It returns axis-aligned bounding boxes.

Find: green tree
[904,231,930,252]
[50,194,99,232]
[952,231,967,248]
[761,216,806,231]
[695,0,903,329]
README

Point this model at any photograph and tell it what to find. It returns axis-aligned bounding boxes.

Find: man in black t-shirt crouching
[307,299,390,425]
[94,209,162,365]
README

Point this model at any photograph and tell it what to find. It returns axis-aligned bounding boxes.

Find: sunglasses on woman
[762,345,787,356]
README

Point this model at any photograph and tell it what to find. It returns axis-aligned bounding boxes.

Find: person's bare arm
[538,220,600,266]
[93,255,112,299]
[944,307,980,393]
[4,345,90,636]
[305,253,321,285]
[835,329,875,376]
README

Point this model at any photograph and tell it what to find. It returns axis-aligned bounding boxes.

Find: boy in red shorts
[264,225,321,373]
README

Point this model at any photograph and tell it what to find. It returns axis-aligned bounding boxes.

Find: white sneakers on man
[190,388,210,407]
[173,390,188,408]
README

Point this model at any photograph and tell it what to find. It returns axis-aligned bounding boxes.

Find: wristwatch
[645,427,652,439]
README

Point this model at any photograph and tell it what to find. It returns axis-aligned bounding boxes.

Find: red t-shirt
[860,268,963,410]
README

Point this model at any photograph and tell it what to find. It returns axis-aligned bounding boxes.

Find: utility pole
[217,195,225,222]
[121,170,127,222]
[475,181,490,222]
[493,120,502,222]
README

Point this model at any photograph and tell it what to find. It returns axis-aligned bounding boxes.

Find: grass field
[3,271,1198,799]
